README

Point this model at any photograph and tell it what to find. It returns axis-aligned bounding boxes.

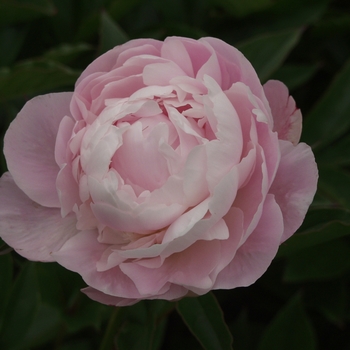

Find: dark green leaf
[270,63,319,90]
[0,60,79,101]
[303,58,350,150]
[60,338,95,350]
[277,208,350,258]
[116,300,173,350]
[176,293,233,350]
[0,27,27,66]
[258,294,316,350]
[305,280,348,325]
[216,0,273,17]
[65,296,111,333]
[0,0,56,24]
[0,262,40,350]
[0,253,13,325]
[43,43,92,65]
[99,11,128,54]
[36,263,65,308]
[298,207,350,232]
[22,303,61,348]
[283,238,350,282]
[152,0,188,22]
[316,132,350,166]
[266,0,330,29]
[237,29,302,82]
[108,0,144,21]
[230,310,258,350]
[221,0,329,43]
[317,166,350,209]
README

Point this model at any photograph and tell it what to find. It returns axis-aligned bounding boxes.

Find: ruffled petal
[4,92,73,207]
[201,37,266,101]
[0,173,78,261]
[54,230,153,299]
[214,194,283,289]
[269,141,318,241]
[75,39,162,86]
[82,283,188,306]
[263,80,302,145]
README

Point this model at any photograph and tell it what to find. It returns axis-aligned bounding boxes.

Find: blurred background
[0,0,350,349]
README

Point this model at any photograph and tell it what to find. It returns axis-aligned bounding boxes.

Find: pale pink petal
[116,164,239,262]
[143,61,187,86]
[263,80,302,145]
[91,201,185,233]
[54,230,189,301]
[209,207,244,281]
[233,146,266,236]
[269,141,318,241]
[175,37,212,76]
[182,145,209,205]
[4,92,73,207]
[53,230,144,299]
[254,118,281,187]
[82,287,140,306]
[112,122,171,192]
[120,238,223,295]
[116,41,162,66]
[76,39,162,86]
[201,37,266,101]
[214,194,283,289]
[225,82,271,156]
[203,76,243,189]
[56,163,80,217]
[196,49,222,86]
[55,116,75,166]
[82,283,189,306]
[0,173,78,261]
[162,38,195,77]
[90,75,145,115]
[169,238,223,293]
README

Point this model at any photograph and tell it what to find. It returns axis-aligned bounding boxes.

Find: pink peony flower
[0,37,318,306]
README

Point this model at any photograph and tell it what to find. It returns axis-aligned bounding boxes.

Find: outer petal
[214,194,284,289]
[0,173,78,261]
[75,39,162,86]
[82,283,189,306]
[53,230,153,299]
[82,287,140,306]
[263,80,302,145]
[4,92,73,207]
[269,141,318,242]
[200,37,267,102]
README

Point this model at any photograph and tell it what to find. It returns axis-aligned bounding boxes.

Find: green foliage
[177,293,233,350]
[0,0,56,25]
[303,58,350,150]
[258,294,317,350]
[114,300,173,350]
[0,0,350,349]
[0,60,80,101]
[99,11,129,54]
[215,0,274,17]
[237,29,302,82]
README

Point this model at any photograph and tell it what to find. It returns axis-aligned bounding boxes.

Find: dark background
[0,0,350,349]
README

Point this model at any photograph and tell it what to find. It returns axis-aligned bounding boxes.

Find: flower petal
[4,92,73,207]
[0,173,78,261]
[269,140,318,241]
[214,194,283,289]
[264,80,302,145]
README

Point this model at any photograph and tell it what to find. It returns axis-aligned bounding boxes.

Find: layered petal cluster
[0,37,318,306]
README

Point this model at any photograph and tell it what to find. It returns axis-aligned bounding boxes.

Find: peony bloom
[0,37,318,306]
